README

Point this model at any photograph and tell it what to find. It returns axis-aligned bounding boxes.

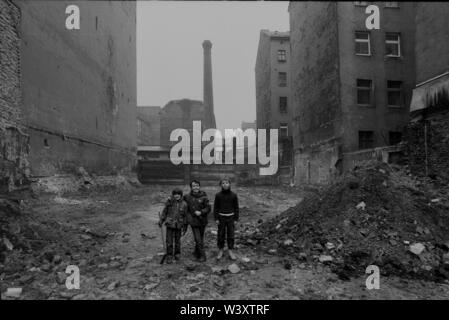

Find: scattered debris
[3,237,13,251]
[356,201,366,210]
[256,162,449,281]
[409,243,426,255]
[5,288,22,298]
[107,281,119,291]
[228,263,240,274]
[319,255,333,263]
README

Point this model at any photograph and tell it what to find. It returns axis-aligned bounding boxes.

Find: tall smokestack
[202,40,216,128]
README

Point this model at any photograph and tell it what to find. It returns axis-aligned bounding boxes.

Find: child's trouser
[191,225,206,258]
[217,215,235,250]
[166,227,182,255]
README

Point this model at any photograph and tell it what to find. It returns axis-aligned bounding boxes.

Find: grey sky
[137,0,289,130]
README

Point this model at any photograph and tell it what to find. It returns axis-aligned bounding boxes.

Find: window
[355,31,371,55]
[359,131,374,149]
[389,131,402,145]
[280,123,288,138]
[387,80,403,107]
[354,1,368,6]
[384,2,399,8]
[278,50,286,62]
[385,33,401,57]
[137,119,142,135]
[279,97,288,113]
[357,79,373,106]
[278,72,287,87]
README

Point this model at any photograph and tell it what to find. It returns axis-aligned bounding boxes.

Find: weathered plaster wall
[16,0,137,176]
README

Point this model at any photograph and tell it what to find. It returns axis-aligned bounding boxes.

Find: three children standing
[158,177,239,263]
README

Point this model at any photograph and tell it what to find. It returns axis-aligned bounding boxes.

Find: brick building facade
[289,1,415,184]
[0,0,29,193]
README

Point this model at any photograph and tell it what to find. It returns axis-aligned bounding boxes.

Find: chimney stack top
[202,40,212,50]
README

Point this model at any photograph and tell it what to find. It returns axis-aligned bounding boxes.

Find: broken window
[280,123,288,138]
[357,79,373,106]
[386,33,401,57]
[389,131,402,145]
[387,80,403,107]
[278,50,286,62]
[279,97,288,113]
[355,31,371,56]
[278,72,287,87]
[359,131,374,149]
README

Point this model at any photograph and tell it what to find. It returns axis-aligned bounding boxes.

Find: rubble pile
[253,162,449,282]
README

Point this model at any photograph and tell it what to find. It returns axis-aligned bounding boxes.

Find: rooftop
[261,29,290,39]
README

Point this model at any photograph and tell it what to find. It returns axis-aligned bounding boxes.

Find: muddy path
[1,185,449,300]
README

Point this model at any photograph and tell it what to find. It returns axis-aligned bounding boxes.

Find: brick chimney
[202,40,216,128]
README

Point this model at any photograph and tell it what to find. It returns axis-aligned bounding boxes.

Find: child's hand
[215,220,219,225]
[194,210,201,216]
[158,220,163,228]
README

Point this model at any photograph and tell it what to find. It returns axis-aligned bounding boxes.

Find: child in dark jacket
[214,177,239,260]
[159,188,188,263]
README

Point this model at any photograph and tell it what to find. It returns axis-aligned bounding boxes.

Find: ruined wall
[338,2,415,153]
[415,3,449,83]
[289,2,341,185]
[137,106,160,146]
[406,3,449,181]
[15,0,137,176]
[406,112,449,181]
[0,0,30,193]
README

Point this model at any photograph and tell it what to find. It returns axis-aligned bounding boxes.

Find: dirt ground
[1,184,449,300]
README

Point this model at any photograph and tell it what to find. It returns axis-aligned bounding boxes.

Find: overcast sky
[137,1,289,130]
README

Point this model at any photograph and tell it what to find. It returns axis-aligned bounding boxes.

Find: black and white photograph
[1,0,449,308]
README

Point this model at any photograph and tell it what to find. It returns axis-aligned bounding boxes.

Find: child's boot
[198,250,206,262]
[217,249,224,260]
[174,253,181,261]
[228,249,237,260]
[166,255,173,264]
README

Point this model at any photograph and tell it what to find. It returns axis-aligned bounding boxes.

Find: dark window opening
[277,50,286,62]
[280,123,288,138]
[279,97,288,113]
[387,80,403,107]
[385,33,401,57]
[355,31,371,55]
[278,72,287,87]
[359,131,374,149]
[389,131,402,145]
[357,79,373,106]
